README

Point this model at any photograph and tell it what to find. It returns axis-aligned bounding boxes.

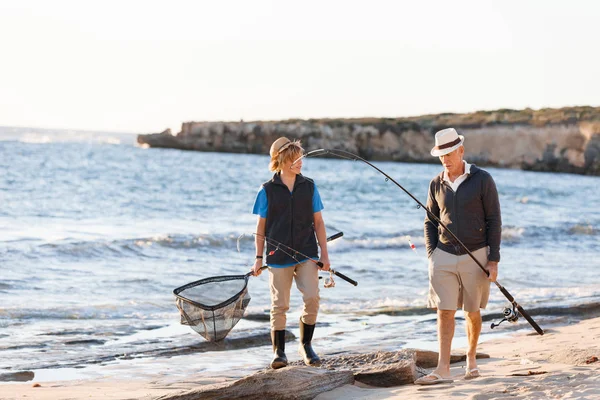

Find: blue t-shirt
[252,182,324,268]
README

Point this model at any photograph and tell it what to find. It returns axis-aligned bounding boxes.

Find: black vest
[263,173,318,265]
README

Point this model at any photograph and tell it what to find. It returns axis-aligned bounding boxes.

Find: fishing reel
[323,271,335,288]
[490,305,520,329]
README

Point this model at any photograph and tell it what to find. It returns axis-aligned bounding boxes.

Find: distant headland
[137,106,600,175]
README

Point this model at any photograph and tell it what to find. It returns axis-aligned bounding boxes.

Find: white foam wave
[331,235,426,252]
[140,234,240,249]
[19,134,52,144]
[319,296,426,314]
[18,133,126,145]
[488,284,600,307]
[501,226,524,241]
[0,127,133,145]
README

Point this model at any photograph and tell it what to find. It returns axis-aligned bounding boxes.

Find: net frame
[173,272,252,342]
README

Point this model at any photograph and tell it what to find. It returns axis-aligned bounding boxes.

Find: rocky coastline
[137,106,600,176]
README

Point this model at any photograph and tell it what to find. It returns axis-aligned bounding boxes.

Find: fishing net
[173,273,252,342]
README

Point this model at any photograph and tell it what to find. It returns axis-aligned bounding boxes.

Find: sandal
[464,367,481,380]
[414,372,454,385]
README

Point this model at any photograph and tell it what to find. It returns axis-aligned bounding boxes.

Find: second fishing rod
[294,148,544,335]
[251,231,358,286]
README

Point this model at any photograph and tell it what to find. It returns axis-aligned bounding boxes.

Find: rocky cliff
[137,107,600,175]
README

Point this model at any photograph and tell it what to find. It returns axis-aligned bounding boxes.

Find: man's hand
[486,261,499,282]
[252,259,264,276]
[318,256,331,271]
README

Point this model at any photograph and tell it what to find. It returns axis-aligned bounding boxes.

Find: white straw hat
[430,128,465,157]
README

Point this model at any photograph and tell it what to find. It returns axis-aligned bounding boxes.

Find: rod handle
[332,268,358,286]
[327,232,344,241]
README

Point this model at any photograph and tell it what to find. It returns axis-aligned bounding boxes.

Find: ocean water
[0,126,599,382]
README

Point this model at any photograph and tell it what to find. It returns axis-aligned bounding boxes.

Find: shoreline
[3,315,599,400]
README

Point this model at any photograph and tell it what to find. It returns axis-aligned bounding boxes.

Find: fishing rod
[295,148,543,335]
[245,231,358,286]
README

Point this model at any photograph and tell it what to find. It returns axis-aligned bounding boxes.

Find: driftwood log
[156,349,491,399]
[155,366,354,400]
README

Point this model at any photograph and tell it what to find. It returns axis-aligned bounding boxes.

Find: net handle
[245,266,267,278]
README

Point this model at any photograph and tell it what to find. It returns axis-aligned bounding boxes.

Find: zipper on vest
[290,191,294,251]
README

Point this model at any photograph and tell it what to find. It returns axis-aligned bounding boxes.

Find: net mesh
[174,274,252,342]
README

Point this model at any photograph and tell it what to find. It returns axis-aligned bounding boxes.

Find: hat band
[433,137,462,151]
[276,141,293,154]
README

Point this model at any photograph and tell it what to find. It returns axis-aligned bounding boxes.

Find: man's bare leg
[433,309,456,378]
[464,310,482,370]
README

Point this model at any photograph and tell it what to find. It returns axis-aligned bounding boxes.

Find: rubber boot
[298,320,322,367]
[270,330,288,369]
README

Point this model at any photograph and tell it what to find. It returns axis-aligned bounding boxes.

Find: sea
[0,126,598,383]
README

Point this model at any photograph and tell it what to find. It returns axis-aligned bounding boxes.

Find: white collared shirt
[443,161,471,192]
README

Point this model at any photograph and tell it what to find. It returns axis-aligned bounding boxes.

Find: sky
[0,0,598,133]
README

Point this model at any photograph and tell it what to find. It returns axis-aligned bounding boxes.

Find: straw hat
[430,128,465,157]
[269,137,292,158]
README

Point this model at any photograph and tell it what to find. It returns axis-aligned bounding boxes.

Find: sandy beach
[2,315,598,400]
[317,316,600,400]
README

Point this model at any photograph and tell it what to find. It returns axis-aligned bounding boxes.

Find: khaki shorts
[428,247,490,312]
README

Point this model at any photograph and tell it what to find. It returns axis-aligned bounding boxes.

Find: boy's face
[283,154,302,175]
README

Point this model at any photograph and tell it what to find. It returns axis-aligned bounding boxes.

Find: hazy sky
[0,0,598,133]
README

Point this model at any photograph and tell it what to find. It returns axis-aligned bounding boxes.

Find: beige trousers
[269,260,320,331]
[428,247,490,312]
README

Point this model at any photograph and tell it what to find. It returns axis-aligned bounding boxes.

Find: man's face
[439,146,464,173]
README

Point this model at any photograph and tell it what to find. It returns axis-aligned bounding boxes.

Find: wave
[322,300,600,321]
[332,227,526,251]
[0,126,134,145]
[132,233,244,249]
[568,224,597,235]
[489,285,600,305]
[5,220,593,262]
[319,296,427,314]
[331,235,426,252]
[19,134,52,144]
[0,303,176,322]
[501,226,525,242]
[31,233,246,259]
[522,223,598,244]
[27,232,426,259]
[18,133,125,145]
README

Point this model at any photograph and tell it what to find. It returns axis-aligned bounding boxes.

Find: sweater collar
[438,162,480,182]
[443,160,471,182]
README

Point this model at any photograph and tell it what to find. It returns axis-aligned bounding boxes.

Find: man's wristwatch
[255,255,263,259]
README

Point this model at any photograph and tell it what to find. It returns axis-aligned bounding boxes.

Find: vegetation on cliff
[138,106,600,175]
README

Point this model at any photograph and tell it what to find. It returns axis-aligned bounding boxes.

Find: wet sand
[2,317,600,400]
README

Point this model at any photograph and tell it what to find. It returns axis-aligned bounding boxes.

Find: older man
[415,128,502,385]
